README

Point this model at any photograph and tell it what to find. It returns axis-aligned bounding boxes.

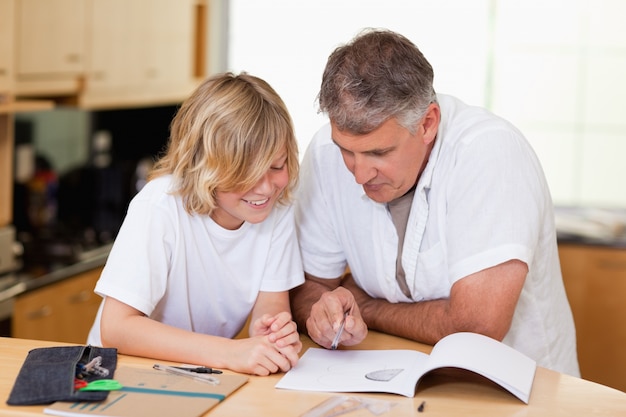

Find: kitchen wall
[14,110,89,176]
[228,0,626,208]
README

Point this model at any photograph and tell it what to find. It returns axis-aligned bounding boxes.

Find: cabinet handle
[596,259,626,271]
[26,305,52,320]
[68,290,91,304]
[66,53,81,63]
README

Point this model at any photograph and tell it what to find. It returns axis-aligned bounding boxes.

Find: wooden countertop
[0,99,54,114]
[556,207,626,248]
[1,332,625,416]
[0,244,111,305]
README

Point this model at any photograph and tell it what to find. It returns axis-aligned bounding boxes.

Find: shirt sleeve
[295,125,350,279]
[94,191,174,315]
[445,127,545,282]
[259,203,305,292]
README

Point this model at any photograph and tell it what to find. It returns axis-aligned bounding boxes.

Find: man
[291,28,579,376]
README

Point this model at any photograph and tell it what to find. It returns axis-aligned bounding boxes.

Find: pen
[172,366,222,374]
[153,364,221,385]
[331,311,348,350]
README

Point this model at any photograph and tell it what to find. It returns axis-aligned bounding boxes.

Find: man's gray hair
[318,28,437,135]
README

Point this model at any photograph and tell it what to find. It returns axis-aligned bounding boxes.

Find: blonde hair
[150,72,299,215]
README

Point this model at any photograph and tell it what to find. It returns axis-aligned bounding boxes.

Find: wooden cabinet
[12,267,103,343]
[10,0,206,107]
[558,243,626,392]
[0,0,15,226]
[2,0,206,222]
[0,113,12,227]
[0,0,14,93]
[144,0,201,90]
[82,0,200,108]
[14,0,87,96]
[15,0,86,76]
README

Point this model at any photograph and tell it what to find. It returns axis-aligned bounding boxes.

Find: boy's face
[211,149,289,230]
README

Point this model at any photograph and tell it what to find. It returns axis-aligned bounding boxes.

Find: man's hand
[341,273,373,314]
[306,286,368,348]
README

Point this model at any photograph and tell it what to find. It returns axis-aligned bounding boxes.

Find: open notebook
[276,332,536,404]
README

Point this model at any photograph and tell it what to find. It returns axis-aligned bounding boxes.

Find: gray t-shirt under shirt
[387,186,416,298]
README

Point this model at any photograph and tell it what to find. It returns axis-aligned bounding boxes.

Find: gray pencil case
[6,345,117,405]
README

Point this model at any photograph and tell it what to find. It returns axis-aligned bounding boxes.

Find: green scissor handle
[79,379,123,391]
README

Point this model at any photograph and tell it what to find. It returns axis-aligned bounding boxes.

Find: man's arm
[343,259,528,344]
[290,273,368,348]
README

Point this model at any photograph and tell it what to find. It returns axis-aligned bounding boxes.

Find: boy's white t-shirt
[87,175,304,346]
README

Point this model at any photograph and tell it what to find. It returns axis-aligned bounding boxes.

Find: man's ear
[421,103,440,145]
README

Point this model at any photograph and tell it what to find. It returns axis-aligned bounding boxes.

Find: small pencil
[331,312,348,350]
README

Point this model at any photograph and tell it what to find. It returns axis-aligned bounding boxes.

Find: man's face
[331,107,438,203]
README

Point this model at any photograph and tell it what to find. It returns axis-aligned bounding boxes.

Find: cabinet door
[85,0,198,106]
[87,0,144,92]
[15,0,86,77]
[0,0,14,92]
[12,267,103,344]
[0,114,12,227]
[143,0,196,89]
[0,0,14,227]
[559,244,626,392]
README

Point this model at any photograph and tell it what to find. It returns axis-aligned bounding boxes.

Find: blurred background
[228,0,626,209]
